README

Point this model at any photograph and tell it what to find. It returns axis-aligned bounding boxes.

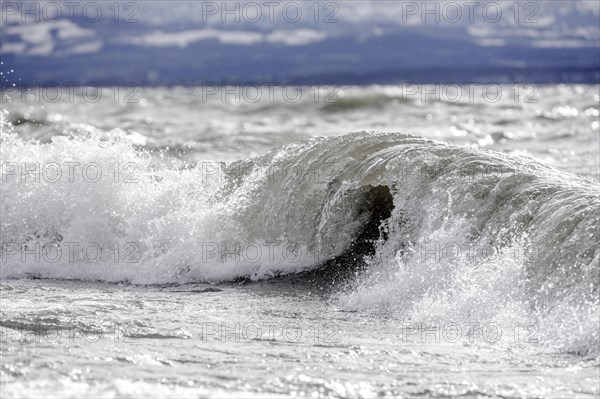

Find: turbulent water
[1,85,599,398]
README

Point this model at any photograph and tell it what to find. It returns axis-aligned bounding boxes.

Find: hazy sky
[2,0,599,57]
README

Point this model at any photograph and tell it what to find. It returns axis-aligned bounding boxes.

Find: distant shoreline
[2,66,599,89]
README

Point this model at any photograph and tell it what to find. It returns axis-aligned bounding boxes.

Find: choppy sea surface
[1,85,599,398]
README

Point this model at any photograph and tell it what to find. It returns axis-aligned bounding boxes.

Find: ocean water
[1,85,599,398]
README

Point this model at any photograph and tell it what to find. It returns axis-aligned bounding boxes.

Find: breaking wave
[1,111,598,354]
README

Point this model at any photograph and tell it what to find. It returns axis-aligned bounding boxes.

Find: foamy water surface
[1,85,598,398]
